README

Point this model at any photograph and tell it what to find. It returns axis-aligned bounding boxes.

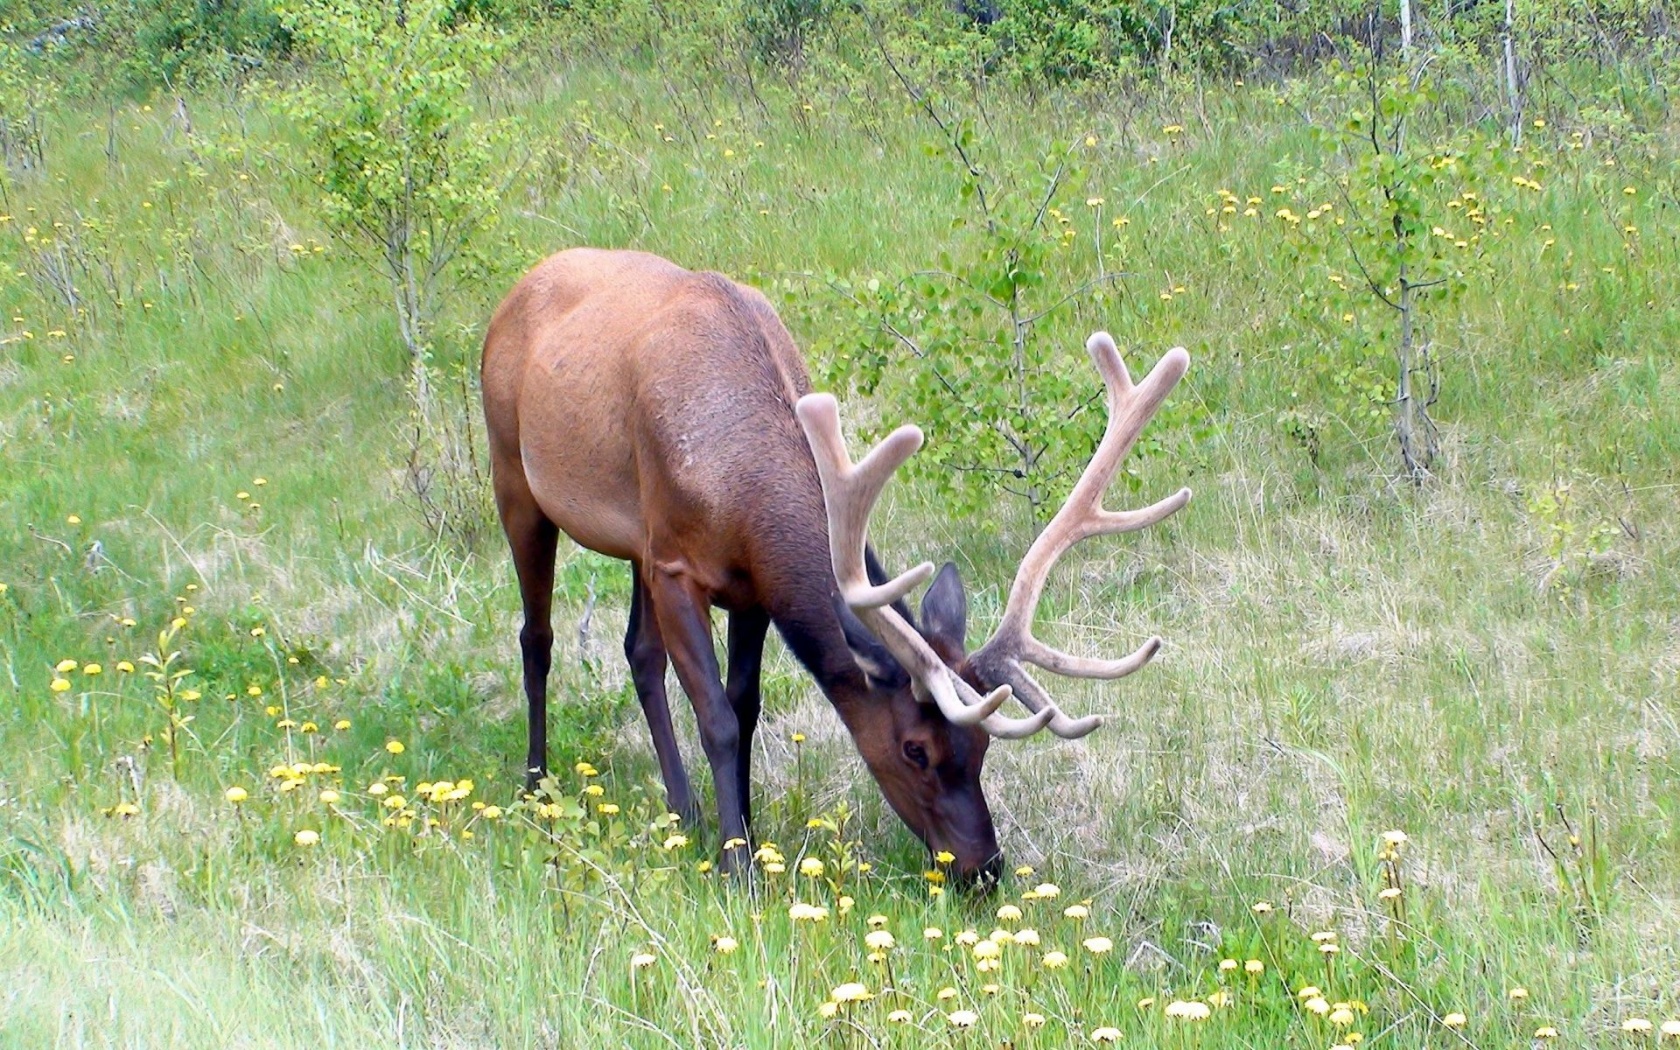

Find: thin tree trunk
[1503,0,1522,145]
[1401,0,1414,62]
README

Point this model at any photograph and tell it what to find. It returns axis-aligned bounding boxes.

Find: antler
[796,394,1057,740]
[968,334,1192,739]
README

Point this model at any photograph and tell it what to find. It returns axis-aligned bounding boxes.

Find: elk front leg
[724,607,770,833]
[624,567,697,824]
[645,563,750,873]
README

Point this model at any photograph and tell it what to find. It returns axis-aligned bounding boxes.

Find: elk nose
[953,850,1005,890]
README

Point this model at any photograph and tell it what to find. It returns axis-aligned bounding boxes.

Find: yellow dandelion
[1042,951,1069,969]
[1082,936,1113,955]
[1330,1007,1356,1026]
[1624,1019,1654,1034]
[924,927,944,941]
[832,982,872,1004]
[1252,901,1274,915]
[59,657,83,672]
[116,661,135,673]
[385,740,404,754]
[1535,1026,1559,1038]
[997,904,1023,922]
[865,930,895,951]
[947,1010,979,1028]
[319,790,340,805]
[800,857,825,877]
[1246,959,1264,974]
[1658,1020,1680,1038]
[936,987,958,1001]
[1092,1026,1122,1042]
[294,829,320,847]
[1064,903,1089,920]
[50,678,71,693]
[887,1009,913,1023]
[1015,928,1041,946]
[225,786,248,804]
[1442,1012,1468,1028]
[1305,997,1331,1017]
[1166,1000,1212,1020]
[1508,987,1529,1002]
[630,952,656,971]
[973,939,1002,960]
[1381,830,1408,847]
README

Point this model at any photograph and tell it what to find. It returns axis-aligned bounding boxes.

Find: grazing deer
[482,248,1190,879]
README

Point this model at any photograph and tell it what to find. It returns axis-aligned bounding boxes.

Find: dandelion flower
[1624,1019,1654,1033]
[924,927,944,941]
[1378,887,1402,900]
[934,850,956,865]
[937,987,958,1001]
[1091,1026,1121,1042]
[1166,1000,1212,1021]
[1382,830,1408,847]
[294,829,320,847]
[1137,997,1155,1010]
[947,1009,979,1028]
[1305,997,1331,1016]
[1245,959,1264,975]
[1297,986,1322,1000]
[1508,987,1529,1002]
[1535,1026,1559,1038]
[1442,1012,1467,1028]
[799,857,824,877]
[629,952,656,971]
[1658,1020,1680,1037]
[831,982,872,1003]
[225,786,248,804]
[973,939,1001,960]
[1082,936,1114,955]
[865,930,896,951]
[662,834,689,850]
[1014,928,1041,946]
[888,1009,912,1023]
[1252,901,1274,915]
[385,740,404,754]
[1064,904,1090,920]
[997,904,1023,922]
[83,663,102,675]
[116,661,135,673]
[50,678,71,693]
[1330,1007,1356,1026]
[955,930,979,946]
[319,790,340,805]
[1034,882,1061,899]
[1042,951,1069,969]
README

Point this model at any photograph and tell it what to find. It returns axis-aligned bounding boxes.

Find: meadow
[1,10,1679,1047]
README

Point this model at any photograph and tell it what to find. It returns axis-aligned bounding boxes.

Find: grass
[2,29,1679,1048]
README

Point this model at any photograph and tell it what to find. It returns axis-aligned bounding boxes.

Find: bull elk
[481,248,1190,880]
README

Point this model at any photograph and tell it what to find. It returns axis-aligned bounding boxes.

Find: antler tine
[796,394,1054,739]
[970,335,1191,738]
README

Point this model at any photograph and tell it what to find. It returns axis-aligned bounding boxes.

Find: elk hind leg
[496,488,559,791]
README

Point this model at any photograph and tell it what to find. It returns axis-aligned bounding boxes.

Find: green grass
[2,33,1679,1049]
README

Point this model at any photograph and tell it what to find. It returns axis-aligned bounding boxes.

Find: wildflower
[1378,887,1402,900]
[997,904,1022,922]
[83,663,102,676]
[1064,904,1089,920]
[1535,1026,1559,1038]
[832,982,872,1003]
[1319,943,1341,956]
[1034,883,1061,899]
[1024,1011,1046,1027]
[334,718,351,730]
[947,1010,979,1028]
[799,857,824,877]
[662,834,689,850]
[887,1009,912,1023]
[1014,928,1040,946]
[1042,951,1069,969]
[50,678,71,693]
[955,930,979,946]
[973,939,1001,960]
[1305,997,1331,1016]
[224,786,248,804]
[319,790,340,805]
[1208,991,1232,1008]
[1442,1012,1467,1028]
[1659,1021,1680,1037]
[1082,936,1114,955]
[294,829,320,847]
[1252,901,1274,915]
[385,740,404,754]
[1015,864,1034,877]
[630,952,656,971]
[1166,1000,1212,1021]
[790,732,805,743]
[937,987,958,1001]
[368,782,389,796]
[598,803,620,815]
[1330,1007,1356,1026]
[924,869,946,885]
[1137,998,1155,1010]
[481,806,502,819]
[1381,830,1408,847]
[1092,1027,1121,1042]
[1219,958,1238,973]
[788,902,829,922]
[116,661,135,673]
[1245,959,1264,974]
[865,930,895,951]
[1297,987,1322,1000]
[1623,1020,1654,1033]
[1508,987,1529,1002]
[935,850,956,865]
[1311,931,1337,943]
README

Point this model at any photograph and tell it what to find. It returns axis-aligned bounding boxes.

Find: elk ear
[834,593,910,688]
[919,561,968,652]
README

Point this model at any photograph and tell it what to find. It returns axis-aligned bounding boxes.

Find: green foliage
[274,0,517,363]
[0,32,57,174]
[125,0,292,85]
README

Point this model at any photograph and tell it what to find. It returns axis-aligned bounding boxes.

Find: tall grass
[1,35,1677,1047]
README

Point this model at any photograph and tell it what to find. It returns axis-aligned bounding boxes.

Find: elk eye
[903,741,929,770]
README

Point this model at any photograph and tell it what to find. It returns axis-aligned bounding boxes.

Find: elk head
[796,333,1193,881]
